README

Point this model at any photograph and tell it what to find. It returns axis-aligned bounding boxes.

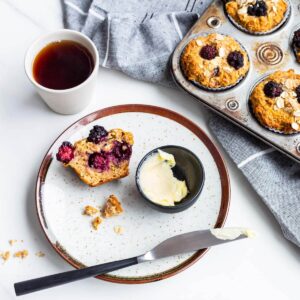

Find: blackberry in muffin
[56,126,134,186]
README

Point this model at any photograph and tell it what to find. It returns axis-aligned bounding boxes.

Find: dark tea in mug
[33,40,94,90]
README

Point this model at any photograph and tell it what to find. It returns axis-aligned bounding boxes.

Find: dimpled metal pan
[171,0,300,163]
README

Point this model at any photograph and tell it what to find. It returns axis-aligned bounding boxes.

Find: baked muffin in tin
[180,33,250,90]
[292,28,300,63]
[225,0,288,34]
[250,70,300,134]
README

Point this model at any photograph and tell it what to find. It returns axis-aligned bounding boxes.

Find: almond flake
[293,110,300,117]
[196,40,203,46]
[215,34,224,41]
[276,98,285,109]
[291,122,299,130]
[238,7,248,14]
[204,70,211,77]
[223,66,232,72]
[219,47,226,57]
[280,91,289,99]
[284,79,297,89]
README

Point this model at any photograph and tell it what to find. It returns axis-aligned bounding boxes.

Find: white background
[0,1,299,299]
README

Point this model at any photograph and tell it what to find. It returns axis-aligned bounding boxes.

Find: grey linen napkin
[62,0,300,247]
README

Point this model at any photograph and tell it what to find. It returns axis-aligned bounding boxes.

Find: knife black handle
[14,256,138,296]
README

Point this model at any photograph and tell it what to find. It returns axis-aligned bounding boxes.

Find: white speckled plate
[36,105,230,284]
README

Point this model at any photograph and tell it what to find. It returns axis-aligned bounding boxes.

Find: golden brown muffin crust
[181,33,249,89]
[250,70,300,133]
[225,0,288,33]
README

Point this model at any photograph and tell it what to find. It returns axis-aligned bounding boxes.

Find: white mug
[25,29,99,115]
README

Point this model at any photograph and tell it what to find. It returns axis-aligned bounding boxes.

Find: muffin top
[225,0,288,33]
[250,70,300,133]
[180,33,249,89]
[292,29,300,63]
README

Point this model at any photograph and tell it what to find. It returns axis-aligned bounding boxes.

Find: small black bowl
[135,145,205,213]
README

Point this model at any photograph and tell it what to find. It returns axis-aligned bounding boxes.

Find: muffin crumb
[102,195,123,218]
[92,216,103,230]
[14,250,29,259]
[9,239,17,246]
[83,205,99,216]
[114,225,124,235]
[35,251,45,257]
[0,251,10,262]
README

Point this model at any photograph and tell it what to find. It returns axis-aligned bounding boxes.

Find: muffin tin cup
[289,23,300,63]
[224,0,291,36]
[248,75,299,135]
[180,33,250,92]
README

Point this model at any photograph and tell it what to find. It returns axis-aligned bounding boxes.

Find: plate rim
[35,104,230,284]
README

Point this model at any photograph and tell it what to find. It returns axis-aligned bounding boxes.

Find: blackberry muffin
[225,0,288,34]
[56,126,134,186]
[181,33,249,89]
[292,29,300,63]
[250,70,300,133]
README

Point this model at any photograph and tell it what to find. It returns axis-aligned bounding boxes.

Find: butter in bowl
[136,145,205,213]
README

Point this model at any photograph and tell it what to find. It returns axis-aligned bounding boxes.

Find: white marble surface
[0,1,299,299]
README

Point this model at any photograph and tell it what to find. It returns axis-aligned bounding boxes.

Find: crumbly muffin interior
[56,127,134,187]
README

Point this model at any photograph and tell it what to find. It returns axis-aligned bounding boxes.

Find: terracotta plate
[36,104,230,283]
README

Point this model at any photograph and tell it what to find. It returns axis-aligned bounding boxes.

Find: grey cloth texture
[63,0,300,247]
[63,0,209,86]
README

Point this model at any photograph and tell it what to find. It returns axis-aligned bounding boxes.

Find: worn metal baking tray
[171,0,300,162]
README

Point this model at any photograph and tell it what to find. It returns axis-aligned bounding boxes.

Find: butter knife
[14,228,253,296]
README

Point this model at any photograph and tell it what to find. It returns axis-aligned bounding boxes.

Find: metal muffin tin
[171,0,300,162]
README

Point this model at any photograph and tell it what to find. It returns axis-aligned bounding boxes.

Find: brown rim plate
[36,104,230,284]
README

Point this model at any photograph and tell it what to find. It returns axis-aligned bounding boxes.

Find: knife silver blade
[138,228,252,262]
